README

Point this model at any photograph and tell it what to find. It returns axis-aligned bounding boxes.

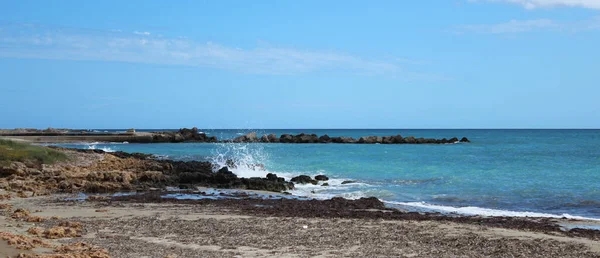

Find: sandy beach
[0,190,599,258]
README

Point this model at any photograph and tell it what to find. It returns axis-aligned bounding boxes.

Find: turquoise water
[55,129,600,219]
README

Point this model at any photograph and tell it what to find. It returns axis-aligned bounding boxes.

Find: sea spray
[207,140,372,200]
[87,144,116,153]
[209,141,273,178]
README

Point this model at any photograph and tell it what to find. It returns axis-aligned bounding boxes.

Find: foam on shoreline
[384,200,600,221]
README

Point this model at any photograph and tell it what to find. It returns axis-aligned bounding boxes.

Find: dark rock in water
[359,136,383,144]
[206,135,218,142]
[260,134,269,142]
[392,135,404,143]
[404,136,416,144]
[322,183,329,186]
[294,133,319,143]
[341,180,357,185]
[178,127,198,140]
[460,137,471,143]
[242,177,294,192]
[266,173,278,181]
[314,175,329,181]
[267,134,278,143]
[111,151,153,160]
[319,134,331,143]
[173,133,185,142]
[213,167,238,184]
[232,132,258,143]
[416,138,436,144]
[147,127,218,143]
[280,134,294,143]
[382,136,393,144]
[146,128,468,145]
[291,175,318,185]
[331,137,357,144]
[225,159,237,169]
[246,132,259,142]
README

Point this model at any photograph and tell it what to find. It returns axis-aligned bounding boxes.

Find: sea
[52,129,600,220]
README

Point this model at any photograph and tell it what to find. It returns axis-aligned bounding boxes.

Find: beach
[1,192,600,257]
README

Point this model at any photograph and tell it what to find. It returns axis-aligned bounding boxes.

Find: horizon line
[3,128,599,130]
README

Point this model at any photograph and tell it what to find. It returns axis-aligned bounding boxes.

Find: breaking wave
[384,201,600,221]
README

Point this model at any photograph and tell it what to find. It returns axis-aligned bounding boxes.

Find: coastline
[1,140,600,257]
[1,191,599,257]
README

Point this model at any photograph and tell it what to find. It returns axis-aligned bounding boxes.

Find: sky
[1,0,599,129]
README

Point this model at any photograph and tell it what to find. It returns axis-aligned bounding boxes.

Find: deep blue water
[55,129,600,219]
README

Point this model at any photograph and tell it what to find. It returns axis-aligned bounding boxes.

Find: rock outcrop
[291,175,318,185]
[315,175,329,181]
[0,147,294,195]
[225,132,470,144]
[232,132,259,143]
[152,128,217,143]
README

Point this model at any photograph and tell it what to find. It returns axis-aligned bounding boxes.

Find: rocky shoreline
[1,127,471,144]
[1,144,600,257]
[0,147,295,196]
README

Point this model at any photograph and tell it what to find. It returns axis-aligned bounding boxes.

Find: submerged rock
[341,180,357,185]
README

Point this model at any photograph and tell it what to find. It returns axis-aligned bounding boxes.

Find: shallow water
[55,129,600,219]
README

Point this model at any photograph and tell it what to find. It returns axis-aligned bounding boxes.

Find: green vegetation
[0,139,67,166]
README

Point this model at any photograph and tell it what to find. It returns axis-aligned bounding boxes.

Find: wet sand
[1,192,600,258]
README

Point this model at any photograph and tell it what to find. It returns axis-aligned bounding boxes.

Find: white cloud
[469,0,600,9]
[0,23,440,81]
[456,19,557,34]
[455,16,600,34]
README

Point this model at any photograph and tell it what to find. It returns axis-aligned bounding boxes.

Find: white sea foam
[204,141,600,221]
[207,141,376,200]
[385,201,600,221]
[87,144,116,153]
[210,142,279,178]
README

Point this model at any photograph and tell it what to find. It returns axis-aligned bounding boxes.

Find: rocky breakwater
[0,147,294,196]
[150,127,218,143]
[230,132,471,144]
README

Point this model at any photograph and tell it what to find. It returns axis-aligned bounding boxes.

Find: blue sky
[1,0,599,129]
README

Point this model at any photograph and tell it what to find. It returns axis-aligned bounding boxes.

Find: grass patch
[0,139,68,166]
